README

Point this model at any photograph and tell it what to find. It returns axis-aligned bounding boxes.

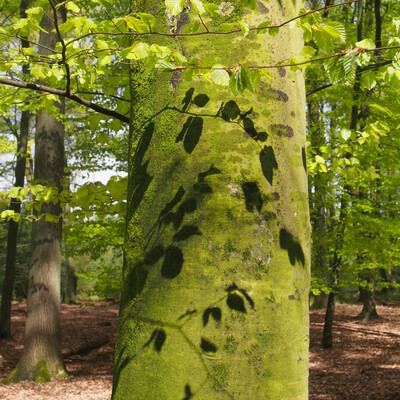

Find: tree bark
[307,82,329,311]
[322,0,364,349]
[5,3,67,382]
[63,204,77,304]
[0,0,31,341]
[113,1,310,399]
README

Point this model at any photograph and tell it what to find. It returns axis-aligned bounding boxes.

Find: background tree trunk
[5,2,67,382]
[113,1,310,399]
[0,0,31,341]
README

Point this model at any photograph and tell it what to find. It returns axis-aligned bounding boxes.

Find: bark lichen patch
[257,1,270,13]
[169,71,181,92]
[270,124,294,138]
[267,88,289,102]
[219,2,234,16]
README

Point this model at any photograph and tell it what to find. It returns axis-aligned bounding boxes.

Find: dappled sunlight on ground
[309,302,400,400]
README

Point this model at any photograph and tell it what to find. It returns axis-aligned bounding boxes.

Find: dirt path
[1,301,399,399]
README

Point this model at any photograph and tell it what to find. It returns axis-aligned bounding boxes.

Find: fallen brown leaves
[310,302,400,400]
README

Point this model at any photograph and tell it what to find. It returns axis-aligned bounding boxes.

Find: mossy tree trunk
[113,1,310,399]
[5,3,67,382]
[0,0,31,341]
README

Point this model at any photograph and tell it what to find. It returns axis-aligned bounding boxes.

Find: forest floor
[0,301,399,400]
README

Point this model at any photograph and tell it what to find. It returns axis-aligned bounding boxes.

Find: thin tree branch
[0,77,129,123]
[2,115,19,138]
[65,0,361,46]
[306,59,393,96]
[0,32,58,54]
[49,0,71,95]
[75,90,130,102]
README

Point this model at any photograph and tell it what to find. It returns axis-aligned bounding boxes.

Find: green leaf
[241,0,257,10]
[229,73,239,96]
[229,66,254,94]
[209,66,230,86]
[13,18,29,31]
[66,1,80,13]
[323,21,346,42]
[360,70,376,90]
[150,44,171,59]
[95,40,109,50]
[125,16,151,32]
[203,3,220,17]
[99,54,112,66]
[314,28,332,51]
[219,23,236,32]
[45,213,59,223]
[156,60,176,71]
[340,129,352,141]
[393,52,400,70]
[343,55,357,84]
[355,38,376,50]
[268,27,279,37]
[191,0,206,15]
[26,7,44,16]
[58,20,76,34]
[299,46,316,57]
[0,210,18,222]
[138,13,156,30]
[172,51,187,64]
[124,42,150,60]
[322,24,341,39]
[189,19,200,33]
[239,66,254,92]
[165,0,185,16]
[369,103,393,117]
[239,21,249,37]
[31,64,46,79]
[394,17,400,33]
[257,20,272,34]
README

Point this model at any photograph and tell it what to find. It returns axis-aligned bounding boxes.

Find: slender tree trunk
[307,85,329,310]
[322,0,365,349]
[63,205,77,304]
[322,191,348,348]
[113,1,310,399]
[355,0,382,321]
[0,0,31,340]
[358,269,378,322]
[4,3,67,382]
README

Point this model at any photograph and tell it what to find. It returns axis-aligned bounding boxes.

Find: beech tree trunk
[63,204,77,304]
[307,85,329,311]
[0,0,31,341]
[113,1,310,399]
[5,3,67,382]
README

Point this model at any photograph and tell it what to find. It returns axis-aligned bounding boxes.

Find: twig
[0,76,129,123]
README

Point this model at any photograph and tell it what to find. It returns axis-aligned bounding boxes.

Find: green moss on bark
[34,360,51,383]
[113,1,310,399]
